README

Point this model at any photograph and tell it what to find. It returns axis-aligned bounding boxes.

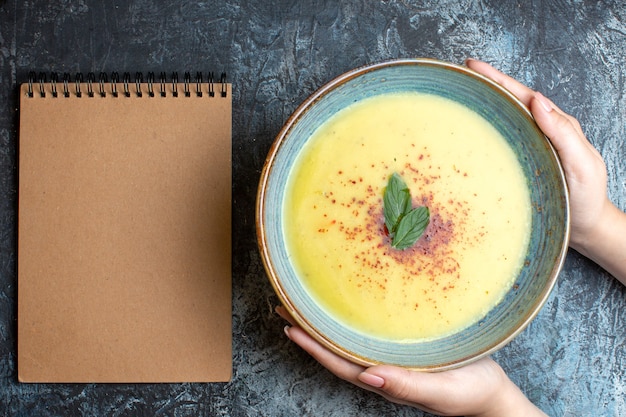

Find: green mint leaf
[383,173,412,234]
[391,206,430,250]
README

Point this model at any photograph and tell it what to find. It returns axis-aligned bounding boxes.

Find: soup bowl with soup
[256,58,569,371]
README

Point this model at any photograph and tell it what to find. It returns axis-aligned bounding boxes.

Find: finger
[284,324,369,385]
[280,312,405,401]
[465,60,597,163]
[465,58,578,121]
[275,305,297,326]
[360,357,508,416]
[278,305,373,389]
[358,365,462,415]
[529,93,603,166]
[465,58,536,106]
[531,92,586,136]
[357,366,443,414]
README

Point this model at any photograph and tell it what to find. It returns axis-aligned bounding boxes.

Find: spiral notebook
[17,72,232,383]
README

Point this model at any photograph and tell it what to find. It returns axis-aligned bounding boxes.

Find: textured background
[1,1,625,416]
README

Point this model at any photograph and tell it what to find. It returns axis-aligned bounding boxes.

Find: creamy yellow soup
[284,92,531,341]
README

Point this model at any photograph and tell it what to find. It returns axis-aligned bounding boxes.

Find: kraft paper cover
[17,81,232,383]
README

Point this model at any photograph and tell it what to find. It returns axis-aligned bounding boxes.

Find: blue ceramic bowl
[256,58,570,370]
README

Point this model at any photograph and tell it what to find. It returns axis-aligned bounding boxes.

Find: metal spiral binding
[27,72,34,97]
[38,72,46,97]
[183,72,191,97]
[75,73,83,97]
[98,72,107,97]
[171,72,179,97]
[87,72,95,97]
[195,72,203,97]
[63,73,70,97]
[50,72,58,97]
[123,72,131,97]
[111,72,119,97]
[26,71,228,98]
[220,72,227,97]
[208,72,215,97]
[159,72,167,97]
[147,72,155,97]
[135,72,143,97]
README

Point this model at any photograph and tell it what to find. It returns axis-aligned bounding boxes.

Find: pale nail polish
[358,372,385,388]
[536,93,553,112]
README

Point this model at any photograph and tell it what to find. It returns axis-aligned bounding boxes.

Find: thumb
[357,365,459,413]
[529,92,606,188]
[529,92,598,164]
[357,358,509,415]
[358,365,424,401]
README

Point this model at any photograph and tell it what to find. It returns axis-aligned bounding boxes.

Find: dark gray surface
[1,1,625,416]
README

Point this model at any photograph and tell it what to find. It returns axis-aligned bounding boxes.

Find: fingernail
[283,325,292,339]
[358,371,385,388]
[536,92,553,112]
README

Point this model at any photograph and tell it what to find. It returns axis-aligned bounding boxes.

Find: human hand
[277,306,545,417]
[466,59,626,283]
[465,59,608,252]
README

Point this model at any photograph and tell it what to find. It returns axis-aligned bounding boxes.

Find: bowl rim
[256,57,571,371]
